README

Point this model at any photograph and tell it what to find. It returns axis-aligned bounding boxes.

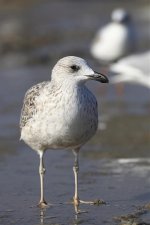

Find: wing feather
[20,81,49,129]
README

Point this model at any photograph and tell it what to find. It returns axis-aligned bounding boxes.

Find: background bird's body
[20,79,98,152]
[91,8,136,63]
[91,22,134,62]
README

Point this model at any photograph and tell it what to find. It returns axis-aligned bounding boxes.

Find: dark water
[0,1,150,225]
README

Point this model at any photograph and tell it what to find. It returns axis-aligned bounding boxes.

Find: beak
[87,71,109,83]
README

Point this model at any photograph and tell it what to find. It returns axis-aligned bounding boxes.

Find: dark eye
[70,65,80,72]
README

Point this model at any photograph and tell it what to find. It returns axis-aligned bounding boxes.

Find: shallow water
[0,1,150,225]
[1,149,150,225]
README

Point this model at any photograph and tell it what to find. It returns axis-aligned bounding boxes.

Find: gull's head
[52,56,109,84]
[111,8,130,24]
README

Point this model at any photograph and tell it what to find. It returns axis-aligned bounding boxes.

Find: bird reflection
[39,208,56,225]
[72,213,82,225]
[38,203,88,225]
[39,208,46,225]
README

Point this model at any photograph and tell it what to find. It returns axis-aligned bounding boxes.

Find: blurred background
[0,0,150,224]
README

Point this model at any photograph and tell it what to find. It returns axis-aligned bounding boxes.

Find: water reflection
[72,213,88,225]
[38,205,88,225]
[40,209,45,225]
[35,208,57,225]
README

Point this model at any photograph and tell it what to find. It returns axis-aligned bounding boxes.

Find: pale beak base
[87,72,109,83]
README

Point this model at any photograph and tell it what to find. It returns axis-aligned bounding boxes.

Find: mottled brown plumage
[20,81,49,129]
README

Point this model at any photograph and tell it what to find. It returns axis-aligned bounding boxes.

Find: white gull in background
[20,56,108,212]
[91,8,136,64]
[110,50,150,88]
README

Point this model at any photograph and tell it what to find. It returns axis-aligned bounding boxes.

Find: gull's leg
[72,148,80,207]
[72,149,105,211]
[38,151,47,208]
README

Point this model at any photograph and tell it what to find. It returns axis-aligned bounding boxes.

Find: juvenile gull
[20,56,109,210]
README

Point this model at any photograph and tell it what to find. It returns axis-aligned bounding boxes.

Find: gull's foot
[73,196,106,206]
[73,197,106,214]
[80,199,106,205]
[93,199,106,205]
[38,200,48,208]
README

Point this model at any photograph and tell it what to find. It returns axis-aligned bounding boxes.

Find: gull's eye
[70,65,80,72]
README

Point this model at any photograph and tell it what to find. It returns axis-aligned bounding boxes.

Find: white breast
[21,83,98,151]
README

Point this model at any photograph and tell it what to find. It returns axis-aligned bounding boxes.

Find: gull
[109,50,150,88]
[20,56,109,211]
[91,8,136,64]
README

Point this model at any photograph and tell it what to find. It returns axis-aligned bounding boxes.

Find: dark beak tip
[103,77,109,83]
[99,74,109,83]
[94,71,109,83]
